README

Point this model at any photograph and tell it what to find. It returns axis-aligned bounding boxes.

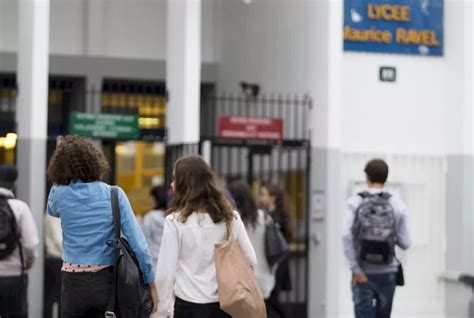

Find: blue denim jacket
[47,181,155,284]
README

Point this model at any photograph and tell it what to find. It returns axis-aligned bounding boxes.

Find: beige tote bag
[214,221,267,318]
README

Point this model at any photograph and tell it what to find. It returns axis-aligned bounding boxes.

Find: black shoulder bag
[105,186,153,318]
[264,211,289,269]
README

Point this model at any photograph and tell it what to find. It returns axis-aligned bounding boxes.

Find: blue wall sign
[344,0,443,56]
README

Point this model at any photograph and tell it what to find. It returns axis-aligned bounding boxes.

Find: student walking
[142,186,167,270]
[342,159,411,318]
[0,164,39,318]
[259,184,292,318]
[155,155,257,318]
[47,135,158,318]
[228,181,279,318]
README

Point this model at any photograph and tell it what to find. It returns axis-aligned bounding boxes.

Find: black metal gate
[163,94,312,315]
[206,139,310,316]
[201,94,312,316]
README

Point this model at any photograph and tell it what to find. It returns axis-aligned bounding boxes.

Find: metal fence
[200,93,312,140]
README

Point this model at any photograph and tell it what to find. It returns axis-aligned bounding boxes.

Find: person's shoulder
[165,211,180,222]
[233,210,242,220]
[7,198,31,216]
[257,209,267,224]
[346,193,363,208]
[388,193,407,214]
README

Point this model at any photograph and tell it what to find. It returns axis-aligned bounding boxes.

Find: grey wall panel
[0,52,219,84]
[446,155,474,318]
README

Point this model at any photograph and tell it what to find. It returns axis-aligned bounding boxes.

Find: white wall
[216,0,311,95]
[0,0,217,63]
[341,1,465,156]
[215,0,471,317]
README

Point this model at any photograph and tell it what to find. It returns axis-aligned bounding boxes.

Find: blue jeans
[352,272,397,318]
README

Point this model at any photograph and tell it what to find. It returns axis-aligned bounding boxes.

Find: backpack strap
[358,191,392,200]
[357,191,371,199]
[106,186,121,318]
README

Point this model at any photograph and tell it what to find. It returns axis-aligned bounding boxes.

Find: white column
[166,0,201,145]
[307,0,344,317]
[464,0,474,272]
[16,0,50,317]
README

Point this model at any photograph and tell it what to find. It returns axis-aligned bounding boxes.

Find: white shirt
[0,188,39,276]
[45,213,63,258]
[245,210,276,299]
[141,209,165,268]
[155,211,257,318]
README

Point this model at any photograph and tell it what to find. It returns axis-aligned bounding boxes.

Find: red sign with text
[218,116,284,140]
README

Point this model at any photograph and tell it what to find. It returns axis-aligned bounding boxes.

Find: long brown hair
[228,181,258,229]
[167,155,234,224]
[261,183,292,241]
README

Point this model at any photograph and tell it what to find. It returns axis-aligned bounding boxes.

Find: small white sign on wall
[311,190,326,221]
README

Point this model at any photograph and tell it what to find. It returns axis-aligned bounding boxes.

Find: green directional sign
[70,112,140,139]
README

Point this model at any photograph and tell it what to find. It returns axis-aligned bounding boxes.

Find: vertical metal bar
[285,95,291,139]
[302,96,308,140]
[296,146,303,303]
[216,94,222,138]
[288,147,296,304]
[238,146,244,181]
[227,145,233,182]
[293,95,299,140]
[247,148,253,186]
[304,141,311,306]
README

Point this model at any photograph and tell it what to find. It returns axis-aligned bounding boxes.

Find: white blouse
[245,210,276,299]
[155,211,257,318]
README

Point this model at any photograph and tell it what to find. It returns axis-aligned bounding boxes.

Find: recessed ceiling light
[243,0,252,4]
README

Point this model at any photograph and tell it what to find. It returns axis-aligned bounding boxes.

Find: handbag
[264,211,289,268]
[214,220,267,318]
[396,259,405,286]
[105,186,153,318]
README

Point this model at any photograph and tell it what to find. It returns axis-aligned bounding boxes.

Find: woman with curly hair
[47,135,158,318]
[155,155,256,318]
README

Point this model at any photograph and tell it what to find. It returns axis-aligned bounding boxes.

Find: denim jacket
[47,181,155,283]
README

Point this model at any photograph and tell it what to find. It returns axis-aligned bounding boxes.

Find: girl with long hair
[228,181,278,317]
[155,156,256,318]
[259,184,293,318]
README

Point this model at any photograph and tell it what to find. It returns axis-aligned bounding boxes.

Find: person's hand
[149,282,159,313]
[352,272,368,286]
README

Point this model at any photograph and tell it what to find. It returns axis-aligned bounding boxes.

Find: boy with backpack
[0,165,39,318]
[342,159,411,318]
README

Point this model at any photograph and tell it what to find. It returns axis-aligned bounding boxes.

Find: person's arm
[395,201,411,250]
[117,188,155,284]
[152,214,165,262]
[234,214,257,270]
[155,217,180,318]
[47,186,60,217]
[17,201,39,270]
[45,213,63,258]
[342,196,362,274]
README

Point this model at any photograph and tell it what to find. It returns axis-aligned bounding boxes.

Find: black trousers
[0,274,28,318]
[43,257,62,318]
[174,297,231,318]
[61,267,113,318]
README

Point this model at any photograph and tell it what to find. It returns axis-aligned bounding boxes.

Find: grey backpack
[353,192,396,265]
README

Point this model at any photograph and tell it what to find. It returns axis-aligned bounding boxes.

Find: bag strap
[225,219,233,243]
[106,186,121,318]
[111,186,121,239]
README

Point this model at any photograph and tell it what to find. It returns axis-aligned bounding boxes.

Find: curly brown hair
[167,155,234,224]
[47,135,109,185]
